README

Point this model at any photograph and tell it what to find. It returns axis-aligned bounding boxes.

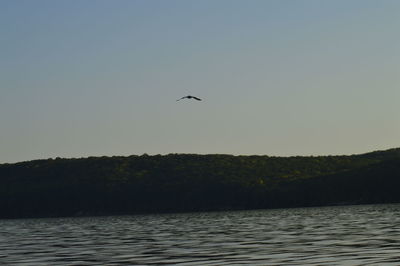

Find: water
[1,204,400,265]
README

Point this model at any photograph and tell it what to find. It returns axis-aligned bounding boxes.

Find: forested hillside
[1,148,400,218]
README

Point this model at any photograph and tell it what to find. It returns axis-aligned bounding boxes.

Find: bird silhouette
[176,95,202,101]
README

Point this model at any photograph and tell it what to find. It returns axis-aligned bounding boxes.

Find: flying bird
[176,95,202,101]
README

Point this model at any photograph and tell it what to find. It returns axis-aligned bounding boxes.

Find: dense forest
[1,148,400,218]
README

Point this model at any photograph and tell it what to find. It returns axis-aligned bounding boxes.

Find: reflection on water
[1,204,400,265]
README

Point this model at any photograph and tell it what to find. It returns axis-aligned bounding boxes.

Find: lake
[1,204,400,265]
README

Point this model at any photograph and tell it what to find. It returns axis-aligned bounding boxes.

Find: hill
[1,148,400,218]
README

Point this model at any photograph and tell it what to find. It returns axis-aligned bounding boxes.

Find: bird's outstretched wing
[192,96,202,101]
[176,96,188,101]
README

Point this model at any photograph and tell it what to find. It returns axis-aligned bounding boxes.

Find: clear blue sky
[1,0,399,163]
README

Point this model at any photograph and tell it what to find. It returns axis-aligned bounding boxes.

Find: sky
[1,0,399,163]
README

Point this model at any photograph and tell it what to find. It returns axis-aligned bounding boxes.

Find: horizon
[3,146,400,165]
[1,0,399,163]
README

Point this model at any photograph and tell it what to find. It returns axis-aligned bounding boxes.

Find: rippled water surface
[2,204,400,265]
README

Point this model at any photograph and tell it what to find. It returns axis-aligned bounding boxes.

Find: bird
[176,95,202,101]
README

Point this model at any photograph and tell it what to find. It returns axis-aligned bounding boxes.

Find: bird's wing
[192,96,202,101]
[176,96,187,101]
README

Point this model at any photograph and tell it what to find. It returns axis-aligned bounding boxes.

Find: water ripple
[1,204,400,265]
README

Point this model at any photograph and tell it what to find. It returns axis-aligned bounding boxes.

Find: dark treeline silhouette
[1,148,400,218]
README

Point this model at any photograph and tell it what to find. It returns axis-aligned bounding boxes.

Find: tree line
[1,148,399,218]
